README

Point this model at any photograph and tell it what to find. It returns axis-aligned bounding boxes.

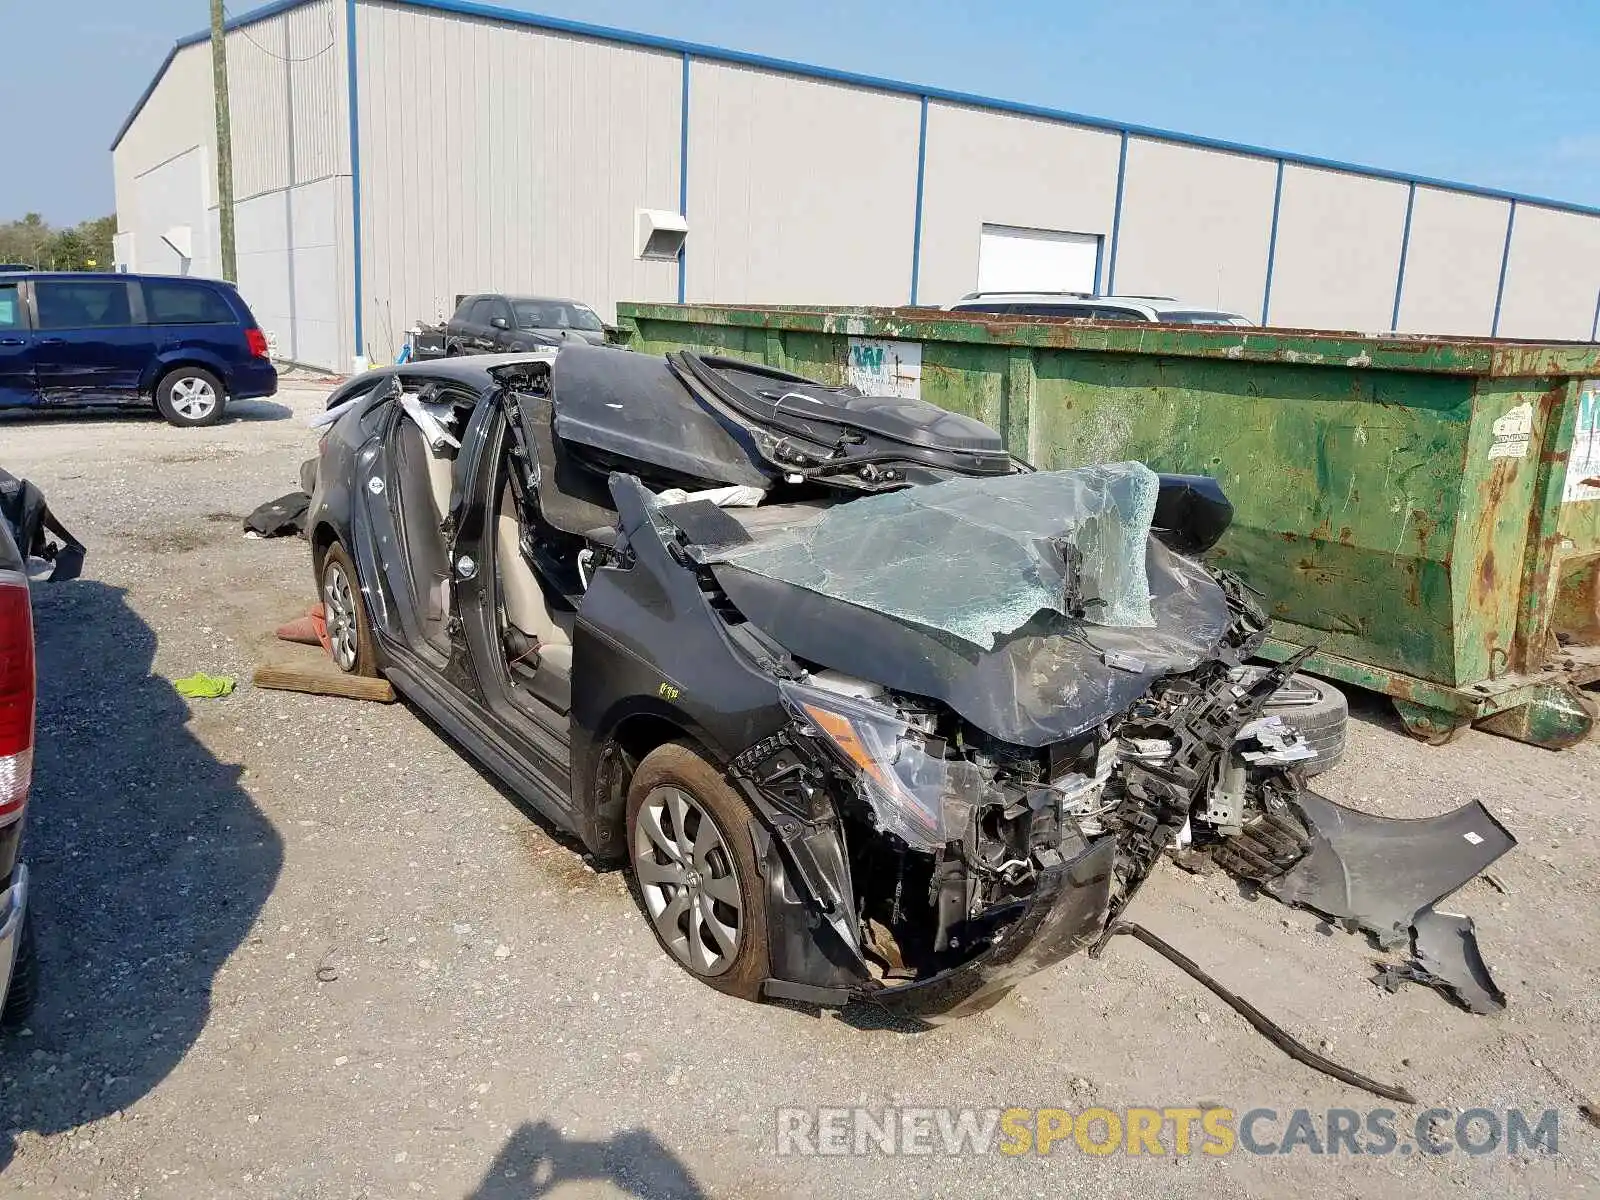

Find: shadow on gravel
[0,581,283,1173]
[467,1120,707,1199]
[0,398,294,427]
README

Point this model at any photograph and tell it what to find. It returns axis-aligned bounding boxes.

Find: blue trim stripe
[1261,160,1285,326]
[1105,132,1128,294]
[1390,182,1416,332]
[1491,200,1517,337]
[346,0,364,358]
[116,0,1600,222]
[909,97,929,305]
[678,51,690,305]
[1591,288,1600,343]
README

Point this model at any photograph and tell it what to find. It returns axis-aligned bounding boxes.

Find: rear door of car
[30,278,151,403]
[0,279,37,407]
[140,278,246,376]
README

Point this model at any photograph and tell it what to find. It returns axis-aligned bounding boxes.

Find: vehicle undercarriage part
[1097,923,1417,1104]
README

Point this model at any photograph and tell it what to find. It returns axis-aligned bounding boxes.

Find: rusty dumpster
[618,302,1600,748]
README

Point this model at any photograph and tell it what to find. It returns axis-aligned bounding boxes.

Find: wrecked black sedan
[305,346,1512,1024]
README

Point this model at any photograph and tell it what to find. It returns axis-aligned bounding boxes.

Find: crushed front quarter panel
[1267,791,1515,948]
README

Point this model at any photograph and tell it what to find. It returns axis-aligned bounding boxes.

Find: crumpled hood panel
[712,537,1233,747]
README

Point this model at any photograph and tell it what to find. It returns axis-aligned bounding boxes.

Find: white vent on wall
[636,209,688,261]
[161,225,194,262]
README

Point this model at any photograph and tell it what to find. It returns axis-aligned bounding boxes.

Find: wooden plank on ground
[253,662,396,703]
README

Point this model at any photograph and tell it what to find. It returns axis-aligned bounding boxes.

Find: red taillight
[0,573,35,824]
[246,327,269,358]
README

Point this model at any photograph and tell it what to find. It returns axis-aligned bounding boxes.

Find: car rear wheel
[319,542,378,676]
[626,743,770,1000]
[155,366,227,427]
[1,907,39,1031]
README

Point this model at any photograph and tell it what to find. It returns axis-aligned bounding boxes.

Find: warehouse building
[112,0,1600,373]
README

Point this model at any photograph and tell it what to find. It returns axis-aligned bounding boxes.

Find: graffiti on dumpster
[1565,380,1600,502]
[847,338,922,401]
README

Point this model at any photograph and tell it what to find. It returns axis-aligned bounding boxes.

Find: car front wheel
[626,743,770,1000]
[155,366,227,427]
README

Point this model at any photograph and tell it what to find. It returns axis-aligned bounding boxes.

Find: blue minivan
[0,272,277,427]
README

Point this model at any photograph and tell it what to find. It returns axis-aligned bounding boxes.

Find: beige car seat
[496,485,574,673]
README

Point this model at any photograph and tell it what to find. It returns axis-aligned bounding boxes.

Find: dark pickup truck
[442,293,609,355]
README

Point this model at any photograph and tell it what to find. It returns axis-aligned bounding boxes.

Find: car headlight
[780,680,980,851]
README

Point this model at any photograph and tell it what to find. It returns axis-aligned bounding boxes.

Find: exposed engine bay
[730,571,1512,1025]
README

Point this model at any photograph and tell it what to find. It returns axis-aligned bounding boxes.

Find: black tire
[1264,673,1347,776]
[154,366,227,427]
[1,907,39,1032]
[318,542,379,677]
[625,743,771,1001]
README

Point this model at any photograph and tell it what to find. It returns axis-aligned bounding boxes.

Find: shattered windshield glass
[714,463,1161,649]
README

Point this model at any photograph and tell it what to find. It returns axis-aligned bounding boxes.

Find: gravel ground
[0,380,1596,1198]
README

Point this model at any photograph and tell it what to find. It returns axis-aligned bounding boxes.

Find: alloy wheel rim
[170,376,217,419]
[633,785,743,976]
[323,562,359,671]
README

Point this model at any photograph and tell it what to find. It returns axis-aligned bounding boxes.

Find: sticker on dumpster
[1565,381,1600,502]
[1488,402,1534,460]
[847,338,922,401]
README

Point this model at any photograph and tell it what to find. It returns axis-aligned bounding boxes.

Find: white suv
[948,292,1254,326]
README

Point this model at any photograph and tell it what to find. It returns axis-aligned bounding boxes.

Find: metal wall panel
[353,0,681,361]
[230,1,345,201]
[130,145,217,280]
[113,44,214,240]
[1268,164,1409,332]
[687,60,921,306]
[1393,187,1509,337]
[917,102,1120,305]
[1113,139,1277,320]
[235,176,345,369]
[1496,204,1600,341]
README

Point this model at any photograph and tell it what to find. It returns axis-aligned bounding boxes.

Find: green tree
[0,213,117,270]
[0,213,52,267]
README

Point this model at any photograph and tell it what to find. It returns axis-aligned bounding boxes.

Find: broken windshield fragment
[713,463,1161,648]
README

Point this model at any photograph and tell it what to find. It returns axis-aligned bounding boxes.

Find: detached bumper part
[868,838,1116,1023]
[1373,908,1508,1015]
[1264,792,1514,1011]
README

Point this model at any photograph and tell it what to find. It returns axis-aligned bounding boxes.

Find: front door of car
[486,299,514,350]
[0,281,37,408]
[31,278,152,403]
[468,299,498,352]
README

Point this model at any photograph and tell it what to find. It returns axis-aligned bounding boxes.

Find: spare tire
[1263,673,1348,776]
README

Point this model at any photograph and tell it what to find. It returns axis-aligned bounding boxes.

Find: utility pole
[210,0,237,282]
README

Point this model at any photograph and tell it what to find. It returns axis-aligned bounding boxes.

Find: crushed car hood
[705,463,1235,746]
[712,535,1233,747]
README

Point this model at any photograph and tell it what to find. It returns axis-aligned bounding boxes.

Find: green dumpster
[618,302,1600,748]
